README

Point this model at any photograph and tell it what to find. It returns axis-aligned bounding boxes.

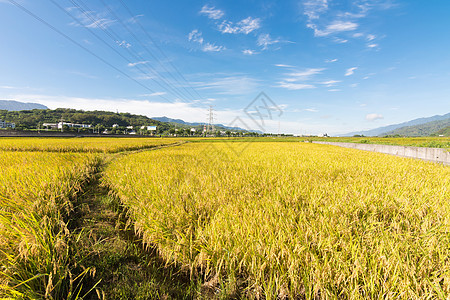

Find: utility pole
[60,117,64,133]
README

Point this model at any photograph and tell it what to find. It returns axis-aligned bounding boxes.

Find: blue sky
[0,0,449,135]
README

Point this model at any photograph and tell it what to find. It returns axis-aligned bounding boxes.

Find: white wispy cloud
[218,17,261,34]
[194,75,260,95]
[367,34,376,41]
[345,67,358,76]
[188,29,204,44]
[365,113,383,121]
[188,29,225,52]
[275,64,295,68]
[257,33,280,50]
[285,68,325,81]
[327,21,358,32]
[302,0,390,47]
[277,67,324,90]
[69,9,116,29]
[319,80,340,86]
[127,61,149,67]
[363,72,375,80]
[333,37,348,43]
[116,40,131,48]
[367,43,378,48]
[142,92,167,97]
[200,5,224,20]
[217,21,235,34]
[277,82,316,90]
[202,43,226,52]
[325,58,338,63]
[85,19,116,29]
[243,49,257,55]
[237,17,261,34]
[303,0,328,20]
[310,21,358,37]
[304,108,319,112]
[128,14,144,24]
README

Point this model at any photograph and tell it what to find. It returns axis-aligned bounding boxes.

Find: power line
[70,0,195,103]
[116,0,207,102]
[62,0,191,102]
[97,0,198,102]
[7,0,165,98]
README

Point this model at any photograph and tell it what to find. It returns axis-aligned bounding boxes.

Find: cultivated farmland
[0,151,100,298]
[0,138,449,299]
[103,142,450,299]
[0,137,181,153]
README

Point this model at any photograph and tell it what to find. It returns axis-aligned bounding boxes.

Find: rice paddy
[0,151,100,298]
[103,142,450,299]
[1,137,449,299]
[0,137,180,153]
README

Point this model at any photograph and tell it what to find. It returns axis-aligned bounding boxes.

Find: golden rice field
[0,137,181,153]
[103,142,450,299]
[0,151,100,298]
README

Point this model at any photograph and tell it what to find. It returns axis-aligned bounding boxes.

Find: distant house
[0,119,15,129]
[57,122,91,129]
[42,122,91,130]
[42,122,92,129]
[42,123,58,129]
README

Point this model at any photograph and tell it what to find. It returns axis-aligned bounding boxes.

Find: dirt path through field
[73,143,196,299]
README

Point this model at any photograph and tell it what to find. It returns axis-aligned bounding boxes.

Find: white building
[0,120,15,129]
[57,122,91,129]
[42,122,91,129]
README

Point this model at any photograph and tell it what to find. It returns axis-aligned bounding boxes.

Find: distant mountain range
[343,113,450,136]
[383,118,450,136]
[152,116,262,133]
[0,100,48,111]
[152,116,205,126]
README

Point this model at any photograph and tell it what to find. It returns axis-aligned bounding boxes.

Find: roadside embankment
[313,141,450,165]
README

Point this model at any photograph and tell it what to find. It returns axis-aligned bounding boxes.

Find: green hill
[0,108,169,132]
[0,108,259,136]
[435,126,450,136]
[382,118,450,136]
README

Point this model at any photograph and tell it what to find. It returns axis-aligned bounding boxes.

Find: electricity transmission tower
[206,106,215,135]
